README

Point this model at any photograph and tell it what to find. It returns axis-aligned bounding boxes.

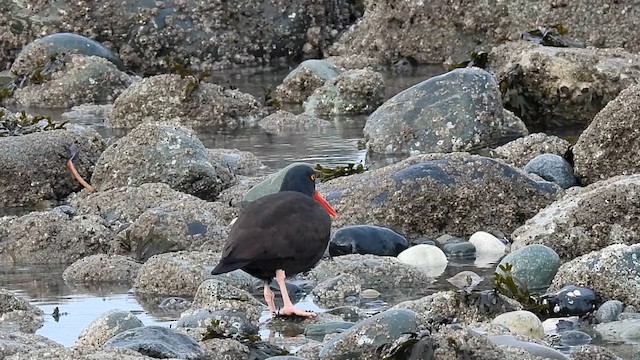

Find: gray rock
[208,148,265,177]
[218,176,266,209]
[491,311,544,339]
[0,332,63,359]
[61,104,113,123]
[549,244,640,308]
[511,174,640,260]
[489,334,568,360]
[325,55,383,71]
[266,357,309,360]
[523,154,576,189]
[363,68,507,154]
[329,225,409,257]
[497,244,560,292]
[319,309,418,359]
[62,254,141,284]
[594,318,640,344]
[10,32,124,75]
[319,153,560,239]
[275,60,342,103]
[569,345,623,360]
[304,69,384,116]
[259,110,331,133]
[595,300,625,324]
[304,322,355,340]
[492,133,570,168]
[0,209,113,265]
[104,325,205,359]
[0,289,44,333]
[499,108,529,143]
[558,330,592,346]
[116,199,231,262]
[199,338,249,360]
[5,347,156,360]
[91,123,235,201]
[393,290,521,327]
[442,241,476,258]
[312,273,361,308]
[242,162,314,205]
[573,85,640,184]
[191,279,264,323]
[175,309,257,338]
[11,54,132,108]
[106,74,262,130]
[133,251,221,297]
[0,127,105,207]
[69,183,196,224]
[75,309,144,348]
[309,254,433,290]
[490,41,640,127]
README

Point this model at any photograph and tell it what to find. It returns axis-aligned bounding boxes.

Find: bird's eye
[310,174,316,181]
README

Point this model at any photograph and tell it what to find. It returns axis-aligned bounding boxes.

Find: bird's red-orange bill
[313,191,337,217]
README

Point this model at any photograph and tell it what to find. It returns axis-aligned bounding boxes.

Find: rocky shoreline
[3,1,640,359]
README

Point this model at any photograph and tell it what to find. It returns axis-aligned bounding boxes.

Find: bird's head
[280,165,337,217]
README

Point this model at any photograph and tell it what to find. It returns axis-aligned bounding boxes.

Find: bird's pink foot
[275,306,317,318]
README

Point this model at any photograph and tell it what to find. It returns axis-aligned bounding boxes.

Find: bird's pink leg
[263,281,277,314]
[275,269,316,317]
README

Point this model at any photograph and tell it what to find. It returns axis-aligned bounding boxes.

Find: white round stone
[397,244,448,276]
[469,231,506,255]
[492,310,544,339]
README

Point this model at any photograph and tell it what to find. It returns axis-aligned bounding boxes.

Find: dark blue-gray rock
[75,309,144,348]
[303,322,355,340]
[91,123,235,201]
[242,162,313,205]
[363,67,510,154]
[550,244,640,308]
[595,300,625,323]
[303,69,384,116]
[434,234,466,247]
[275,59,342,103]
[541,285,597,317]
[574,85,640,184]
[10,54,133,108]
[329,225,409,257]
[442,241,476,258]
[512,174,640,260]
[558,330,592,346]
[10,32,124,76]
[0,127,105,207]
[319,309,418,359]
[497,244,560,292]
[104,325,205,359]
[175,309,257,337]
[523,153,576,189]
[106,74,263,130]
[320,153,560,241]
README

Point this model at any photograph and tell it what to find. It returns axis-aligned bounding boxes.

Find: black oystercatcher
[211,165,336,317]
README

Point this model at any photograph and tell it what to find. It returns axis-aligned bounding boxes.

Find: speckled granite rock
[190,279,264,323]
[74,309,144,348]
[511,174,640,260]
[106,74,262,130]
[0,289,44,333]
[63,254,141,284]
[275,60,342,103]
[492,133,570,168]
[258,110,331,133]
[0,332,63,359]
[207,148,265,177]
[573,85,640,184]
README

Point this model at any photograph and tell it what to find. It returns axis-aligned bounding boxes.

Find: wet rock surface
[259,110,331,133]
[0,208,113,265]
[106,74,263,130]
[0,127,105,207]
[104,325,205,359]
[549,244,640,308]
[91,123,235,201]
[329,225,409,257]
[275,60,342,103]
[573,84,640,185]
[320,153,560,239]
[511,174,640,260]
[62,254,141,284]
[363,68,507,155]
[10,54,133,108]
[74,309,144,348]
[0,289,44,333]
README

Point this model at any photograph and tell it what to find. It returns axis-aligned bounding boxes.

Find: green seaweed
[314,162,366,182]
[448,51,489,71]
[521,25,584,48]
[498,63,537,122]
[169,63,211,101]
[494,263,548,314]
[261,85,280,108]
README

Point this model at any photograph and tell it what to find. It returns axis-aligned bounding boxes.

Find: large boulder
[106,74,262,130]
[104,326,205,360]
[10,54,133,108]
[5,347,158,360]
[573,85,640,184]
[275,59,342,103]
[490,41,640,128]
[62,254,141,284]
[328,2,640,67]
[91,123,235,201]
[0,2,360,74]
[0,332,62,359]
[74,309,144,348]
[511,174,640,260]
[319,153,560,239]
[0,208,114,265]
[0,126,105,207]
[549,244,640,308]
[363,68,512,155]
[0,289,44,333]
